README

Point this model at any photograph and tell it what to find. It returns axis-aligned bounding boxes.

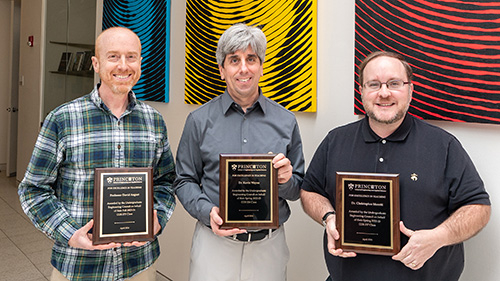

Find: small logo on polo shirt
[410,173,418,181]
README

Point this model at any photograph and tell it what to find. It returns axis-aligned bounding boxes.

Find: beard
[362,95,411,125]
[111,83,134,95]
[365,107,406,125]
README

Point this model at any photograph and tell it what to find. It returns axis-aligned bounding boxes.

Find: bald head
[91,26,143,97]
[95,27,142,60]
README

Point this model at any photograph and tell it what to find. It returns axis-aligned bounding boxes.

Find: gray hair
[216,23,267,67]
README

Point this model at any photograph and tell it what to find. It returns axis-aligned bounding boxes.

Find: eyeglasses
[363,79,410,91]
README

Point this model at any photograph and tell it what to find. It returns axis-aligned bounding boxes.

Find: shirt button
[118,144,121,149]
[379,157,384,163]
[243,139,248,143]
[381,139,386,144]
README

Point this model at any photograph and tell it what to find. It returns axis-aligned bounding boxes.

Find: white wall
[150,1,499,280]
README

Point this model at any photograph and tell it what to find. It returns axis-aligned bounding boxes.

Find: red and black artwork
[355,1,500,124]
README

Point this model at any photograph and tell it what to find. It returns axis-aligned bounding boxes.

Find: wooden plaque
[93,167,154,245]
[219,154,278,230]
[335,172,400,255]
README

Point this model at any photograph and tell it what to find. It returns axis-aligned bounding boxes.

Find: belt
[231,228,278,242]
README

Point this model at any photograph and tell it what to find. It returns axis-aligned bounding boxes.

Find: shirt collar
[221,87,266,115]
[91,83,138,113]
[362,113,413,143]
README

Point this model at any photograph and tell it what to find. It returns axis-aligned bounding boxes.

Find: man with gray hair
[174,23,305,281]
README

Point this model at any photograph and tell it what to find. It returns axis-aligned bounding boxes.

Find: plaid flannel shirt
[18,85,176,281]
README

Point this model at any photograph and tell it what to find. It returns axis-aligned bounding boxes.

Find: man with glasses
[300,51,490,281]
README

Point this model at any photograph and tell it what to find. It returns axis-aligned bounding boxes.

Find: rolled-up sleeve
[18,113,80,245]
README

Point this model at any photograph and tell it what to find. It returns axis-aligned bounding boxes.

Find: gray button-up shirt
[174,89,305,226]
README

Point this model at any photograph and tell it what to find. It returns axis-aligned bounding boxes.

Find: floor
[0,171,52,281]
[0,171,171,281]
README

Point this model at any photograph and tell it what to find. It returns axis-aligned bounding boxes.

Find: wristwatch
[321,211,336,227]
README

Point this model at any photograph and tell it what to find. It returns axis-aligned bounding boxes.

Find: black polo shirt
[302,114,490,281]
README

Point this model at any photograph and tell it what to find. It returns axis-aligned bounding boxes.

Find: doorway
[1,0,21,178]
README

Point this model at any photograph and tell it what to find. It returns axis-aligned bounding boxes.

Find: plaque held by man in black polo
[93,167,154,245]
[219,154,278,229]
[335,172,400,255]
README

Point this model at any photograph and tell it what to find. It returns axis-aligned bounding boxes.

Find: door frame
[6,0,21,177]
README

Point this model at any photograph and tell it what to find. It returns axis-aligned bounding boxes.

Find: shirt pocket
[127,131,157,167]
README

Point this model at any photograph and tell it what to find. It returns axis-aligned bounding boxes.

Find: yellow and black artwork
[184,0,317,112]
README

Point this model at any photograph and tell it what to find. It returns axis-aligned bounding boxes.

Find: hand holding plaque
[335,172,400,255]
[219,154,278,230]
[93,167,154,245]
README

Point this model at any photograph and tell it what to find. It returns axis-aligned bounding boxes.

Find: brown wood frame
[335,172,400,255]
[219,154,278,230]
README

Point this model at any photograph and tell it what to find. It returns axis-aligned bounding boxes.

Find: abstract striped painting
[185,0,317,112]
[103,0,171,103]
[355,1,500,124]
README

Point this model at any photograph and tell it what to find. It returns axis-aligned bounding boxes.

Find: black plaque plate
[335,172,400,255]
[93,167,154,245]
[219,154,278,229]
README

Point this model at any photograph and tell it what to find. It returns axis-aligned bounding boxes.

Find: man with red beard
[300,51,491,281]
[18,27,175,281]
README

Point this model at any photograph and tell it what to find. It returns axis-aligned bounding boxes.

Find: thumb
[83,219,94,232]
[399,221,415,238]
[211,207,223,225]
